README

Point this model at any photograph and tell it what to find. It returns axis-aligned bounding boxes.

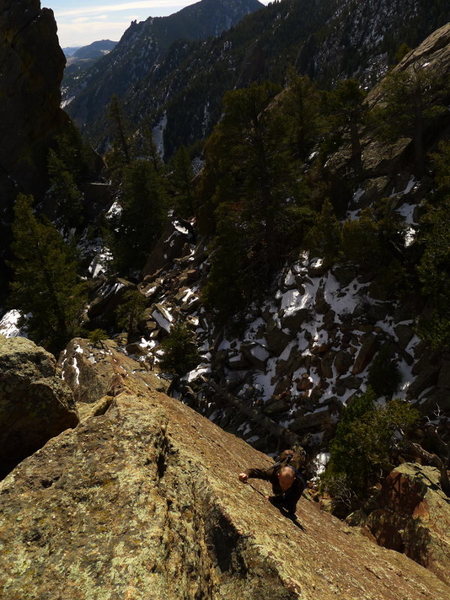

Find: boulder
[315,285,331,315]
[0,336,78,479]
[334,350,353,375]
[143,220,192,277]
[332,264,358,287]
[352,333,378,374]
[362,463,450,587]
[280,308,312,332]
[87,278,136,322]
[226,351,249,370]
[265,322,293,355]
[59,338,166,404]
[290,405,335,434]
[262,396,290,416]
[395,324,415,350]
[0,379,448,599]
[240,342,270,371]
[308,258,328,277]
[319,352,334,379]
[152,303,174,333]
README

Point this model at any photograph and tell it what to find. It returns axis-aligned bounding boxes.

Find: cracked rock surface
[0,359,449,599]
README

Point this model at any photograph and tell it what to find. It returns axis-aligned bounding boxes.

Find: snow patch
[0,310,26,338]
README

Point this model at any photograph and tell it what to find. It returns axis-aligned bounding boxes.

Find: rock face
[0,369,449,600]
[0,336,78,479]
[362,463,450,586]
[0,0,71,300]
[0,0,68,200]
[59,337,167,405]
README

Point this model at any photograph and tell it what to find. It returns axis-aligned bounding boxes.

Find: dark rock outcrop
[0,336,78,479]
[0,0,68,200]
[0,367,449,599]
[0,0,72,300]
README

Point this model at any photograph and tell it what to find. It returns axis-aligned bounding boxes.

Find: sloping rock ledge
[1,377,449,599]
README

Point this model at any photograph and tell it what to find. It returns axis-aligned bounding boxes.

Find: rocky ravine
[1,339,449,600]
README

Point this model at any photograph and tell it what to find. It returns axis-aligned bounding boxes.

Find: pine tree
[8,194,86,352]
[47,148,84,232]
[115,289,147,338]
[323,79,368,176]
[199,82,302,319]
[106,95,132,183]
[323,389,419,502]
[304,199,341,266]
[282,70,322,161]
[109,159,167,273]
[159,323,201,377]
[373,64,448,176]
[169,145,195,218]
[417,142,450,350]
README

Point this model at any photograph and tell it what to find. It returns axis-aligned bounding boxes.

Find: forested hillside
[64,0,263,145]
[1,1,449,586]
[67,0,450,157]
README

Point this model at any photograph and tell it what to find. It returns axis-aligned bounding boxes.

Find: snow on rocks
[152,304,173,333]
[0,310,26,338]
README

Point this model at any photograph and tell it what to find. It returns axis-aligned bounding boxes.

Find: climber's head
[277,465,295,491]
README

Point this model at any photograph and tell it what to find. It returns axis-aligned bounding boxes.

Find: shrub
[323,389,419,506]
[88,329,108,347]
[368,344,402,398]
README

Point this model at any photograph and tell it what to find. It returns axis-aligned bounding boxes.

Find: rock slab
[0,370,449,599]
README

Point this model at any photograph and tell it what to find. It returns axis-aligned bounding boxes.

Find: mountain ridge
[66,0,450,158]
[63,0,264,131]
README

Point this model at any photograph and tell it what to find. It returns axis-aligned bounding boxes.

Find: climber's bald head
[277,466,295,491]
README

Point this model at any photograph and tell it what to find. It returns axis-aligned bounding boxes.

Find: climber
[238,449,307,516]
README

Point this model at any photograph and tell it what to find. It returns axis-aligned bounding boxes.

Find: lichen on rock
[0,368,449,599]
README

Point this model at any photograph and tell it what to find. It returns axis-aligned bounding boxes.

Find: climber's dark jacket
[244,462,306,514]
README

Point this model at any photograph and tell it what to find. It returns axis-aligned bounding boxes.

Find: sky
[44,1,269,48]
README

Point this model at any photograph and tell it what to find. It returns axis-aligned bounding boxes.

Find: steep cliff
[0,0,68,200]
[0,0,73,300]
[0,350,449,599]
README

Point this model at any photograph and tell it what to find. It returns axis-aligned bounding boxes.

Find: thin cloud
[58,1,186,18]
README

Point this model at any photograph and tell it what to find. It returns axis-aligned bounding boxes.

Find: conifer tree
[323,79,368,176]
[47,148,84,231]
[323,389,419,503]
[109,160,167,273]
[107,95,132,182]
[9,194,86,352]
[374,64,448,176]
[304,199,341,266]
[282,70,322,161]
[169,145,195,218]
[417,142,450,350]
[115,289,147,338]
